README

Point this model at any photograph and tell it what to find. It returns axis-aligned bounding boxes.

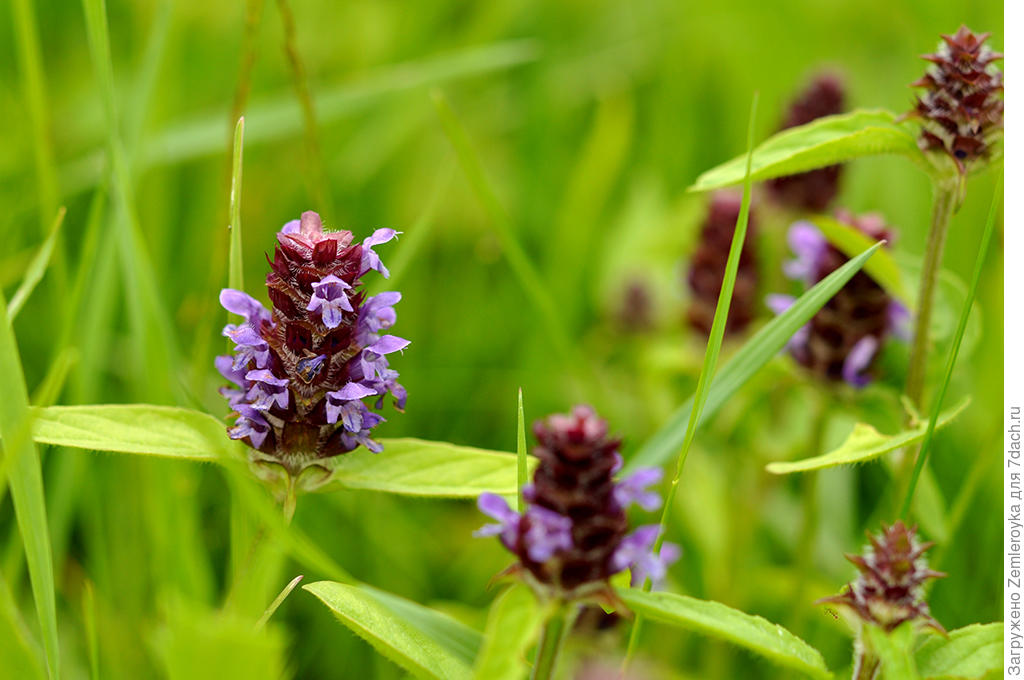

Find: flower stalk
[530,602,576,680]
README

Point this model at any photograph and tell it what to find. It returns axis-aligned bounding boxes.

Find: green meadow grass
[0,0,1002,678]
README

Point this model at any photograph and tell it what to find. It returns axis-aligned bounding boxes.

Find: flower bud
[910,26,1003,172]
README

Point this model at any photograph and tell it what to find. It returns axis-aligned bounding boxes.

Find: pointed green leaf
[472,585,541,680]
[304,581,481,680]
[616,588,831,679]
[627,241,884,472]
[227,117,245,292]
[516,388,527,513]
[690,110,928,193]
[766,397,969,474]
[914,623,1002,680]
[328,438,532,497]
[8,207,66,321]
[29,405,232,461]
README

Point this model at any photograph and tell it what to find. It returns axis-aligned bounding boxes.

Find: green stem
[853,647,880,680]
[904,181,957,407]
[531,603,574,680]
[791,397,829,631]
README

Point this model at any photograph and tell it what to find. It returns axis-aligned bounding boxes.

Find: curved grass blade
[82,580,99,680]
[626,239,884,473]
[900,179,1001,517]
[228,117,245,292]
[766,397,969,474]
[9,207,66,321]
[0,291,59,679]
[328,438,532,497]
[690,109,928,193]
[472,585,540,680]
[304,580,481,680]
[914,623,1002,679]
[432,90,573,364]
[617,588,831,679]
[516,388,527,512]
[255,575,303,630]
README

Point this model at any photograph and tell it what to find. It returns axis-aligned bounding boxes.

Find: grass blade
[625,239,885,473]
[0,289,60,679]
[899,178,1001,517]
[431,90,573,364]
[9,207,66,321]
[516,388,526,513]
[255,575,303,630]
[82,580,99,680]
[228,117,245,292]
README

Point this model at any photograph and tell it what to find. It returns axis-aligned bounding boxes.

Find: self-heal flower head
[766,72,846,212]
[767,212,903,388]
[909,26,1003,173]
[819,521,945,633]
[474,406,679,600]
[216,210,408,485]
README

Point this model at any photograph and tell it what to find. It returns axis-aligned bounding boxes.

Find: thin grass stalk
[530,603,575,680]
[623,92,759,673]
[899,178,1001,517]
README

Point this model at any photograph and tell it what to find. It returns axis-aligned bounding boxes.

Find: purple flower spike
[523,506,574,563]
[783,222,827,284]
[361,228,400,278]
[475,493,521,550]
[307,274,354,329]
[842,335,879,388]
[614,468,664,511]
[245,369,290,410]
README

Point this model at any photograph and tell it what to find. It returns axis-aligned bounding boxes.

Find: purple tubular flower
[475,493,521,549]
[214,211,406,473]
[611,525,682,587]
[361,229,400,278]
[522,506,574,563]
[768,215,904,387]
[307,274,353,329]
[613,468,664,511]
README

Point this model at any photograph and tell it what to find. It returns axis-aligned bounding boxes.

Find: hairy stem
[531,603,574,680]
[904,181,958,406]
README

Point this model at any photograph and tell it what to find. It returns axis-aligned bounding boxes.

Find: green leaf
[616,588,831,679]
[30,405,232,462]
[867,623,920,680]
[766,397,969,474]
[690,109,927,193]
[0,291,60,679]
[472,585,541,680]
[8,207,65,321]
[304,581,481,680]
[811,215,909,304]
[627,241,884,472]
[914,623,1002,680]
[328,437,530,497]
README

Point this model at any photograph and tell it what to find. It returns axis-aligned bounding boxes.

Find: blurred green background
[0,0,1003,677]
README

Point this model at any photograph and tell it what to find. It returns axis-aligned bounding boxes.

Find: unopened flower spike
[475,405,680,603]
[766,72,846,212]
[767,212,907,388]
[908,25,1003,175]
[818,521,945,634]
[687,191,759,337]
[216,211,407,493]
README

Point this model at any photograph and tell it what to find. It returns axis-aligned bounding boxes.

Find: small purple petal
[783,221,827,284]
[614,467,664,511]
[220,289,272,326]
[475,493,521,549]
[281,219,301,235]
[842,335,879,388]
[244,369,290,410]
[887,301,911,342]
[335,382,378,400]
[307,274,354,329]
[522,506,573,563]
[216,355,246,387]
[361,229,400,278]
[611,525,680,587]
[368,334,410,356]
